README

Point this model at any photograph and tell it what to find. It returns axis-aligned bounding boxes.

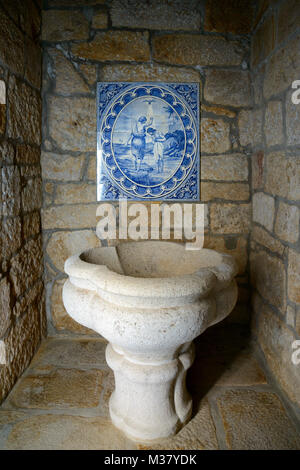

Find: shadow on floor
[187,322,251,415]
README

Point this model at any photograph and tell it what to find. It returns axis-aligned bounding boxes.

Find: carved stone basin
[63,241,238,441]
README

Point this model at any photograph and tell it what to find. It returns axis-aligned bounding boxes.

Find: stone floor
[0,324,300,450]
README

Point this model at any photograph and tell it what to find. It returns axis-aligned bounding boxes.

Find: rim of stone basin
[64,241,238,300]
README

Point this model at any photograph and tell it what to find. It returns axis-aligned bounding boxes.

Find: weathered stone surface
[0,339,8,364]
[2,216,22,259]
[0,9,24,75]
[252,192,275,232]
[46,230,100,272]
[216,389,300,449]
[264,100,283,147]
[205,70,251,107]
[265,152,300,200]
[42,10,89,41]
[100,63,201,82]
[92,11,108,29]
[48,49,90,95]
[43,182,54,206]
[153,35,244,66]
[10,238,44,297]
[37,292,47,340]
[23,0,41,39]
[252,225,285,256]
[204,235,248,275]
[9,368,104,409]
[286,305,295,327]
[138,399,218,450]
[44,261,57,283]
[252,151,264,190]
[8,76,42,145]
[200,118,231,154]
[98,370,115,418]
[250,249,286,313]
[252,71,264,106]
[41,151,85,181]
[23,211,41,240]
[3,414,136,450]
[42,203,98,229]
[111,0,201,31]
[13,280,44,319]
[201,182,249,201]
[201,153,248,181]
[0,141,14,165]
[0,103,5,134]
[256,299,300,405]
[238,109,263,147]
[0,277,11,337]
[48,97,96,152]
[204,0,256,34]
[275,202,299,244]
[210,203,251,234]
[79,64,97,86]
[288,249,300,304]
[72,31,150,62]
[54,183,96,204]
[1,0,26,25]
[251,14,275,67]
[86,155,96,180]
[253,0,272,29]
[263,34,300,99]
[286,89,300,147]
[16,144,40,164]
[1,166,21,216]
[22,178,43,212]
[31,338,107,369]
[25,38,42,89]
[20,165,40,178]
[296,309,300,336]
[0,302,42,403]
[50,280,95,334]
[285,305,296,328]
[277,0,300,45]
[201,104,236,119]
[0,411,27,429]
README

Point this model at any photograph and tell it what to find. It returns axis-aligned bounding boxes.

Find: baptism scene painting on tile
[97,82,200,201]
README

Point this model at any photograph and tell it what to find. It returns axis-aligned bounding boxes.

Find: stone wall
[0,1,46,403]
[250,0,300,409]
[40,0,263,334]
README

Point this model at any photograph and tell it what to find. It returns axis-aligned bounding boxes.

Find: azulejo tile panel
[96,82,200,201]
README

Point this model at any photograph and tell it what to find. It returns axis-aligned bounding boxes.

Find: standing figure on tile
[147,127,166,173]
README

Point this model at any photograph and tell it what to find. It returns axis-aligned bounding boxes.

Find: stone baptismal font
[63,240,238,441]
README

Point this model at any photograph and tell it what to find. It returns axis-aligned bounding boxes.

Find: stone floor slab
[7,368,105,409]
[0,410,27,426]
[31,337,108,369]
[100,370,115,418]
[216,389,300,450]
[2,414,137,450]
